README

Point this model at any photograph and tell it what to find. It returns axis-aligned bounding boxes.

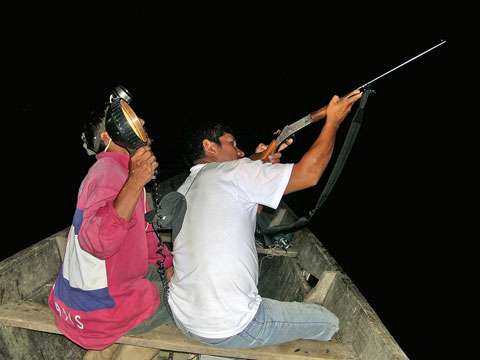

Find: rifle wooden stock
[249,140,278,162]
[250,89,360,162]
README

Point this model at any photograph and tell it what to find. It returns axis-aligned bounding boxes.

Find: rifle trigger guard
[282,133,296,146]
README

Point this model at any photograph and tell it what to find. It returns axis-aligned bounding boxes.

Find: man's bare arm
[113,146,158,222]
[284,93,362,195]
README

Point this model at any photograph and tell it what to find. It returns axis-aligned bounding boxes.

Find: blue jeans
[174,298,339,349]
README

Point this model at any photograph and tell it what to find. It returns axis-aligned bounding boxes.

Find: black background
[4,6,462,359]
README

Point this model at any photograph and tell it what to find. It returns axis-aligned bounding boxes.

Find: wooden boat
[0,174,408,360]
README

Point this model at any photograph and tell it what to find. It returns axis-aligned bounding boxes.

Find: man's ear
[100,131,111,146]
[202,139,217,156]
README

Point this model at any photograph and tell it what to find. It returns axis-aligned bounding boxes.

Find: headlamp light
[105,85,148,152]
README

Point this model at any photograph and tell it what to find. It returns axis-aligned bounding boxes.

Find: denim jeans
[174,297,339,349]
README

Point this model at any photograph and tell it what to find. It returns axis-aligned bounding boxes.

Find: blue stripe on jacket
[54,207,116,312]
[54,267,116,312]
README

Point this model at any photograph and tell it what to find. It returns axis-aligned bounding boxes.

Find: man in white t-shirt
[168,92,362,349]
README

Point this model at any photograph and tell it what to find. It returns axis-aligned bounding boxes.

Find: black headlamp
[106,85,148,152]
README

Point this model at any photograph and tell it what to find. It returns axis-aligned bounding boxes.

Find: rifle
[254,40,447,246]
[250,40,446,162]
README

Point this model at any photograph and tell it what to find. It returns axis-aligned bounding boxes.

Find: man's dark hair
[182,117,233,167]
[83,102,110,154]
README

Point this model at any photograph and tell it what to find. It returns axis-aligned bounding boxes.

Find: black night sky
[4,6,462,359]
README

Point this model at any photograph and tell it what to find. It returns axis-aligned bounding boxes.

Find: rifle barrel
[358,40,446,90]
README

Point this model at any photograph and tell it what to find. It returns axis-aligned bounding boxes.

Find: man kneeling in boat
[168,92,362,349]
[48,94,174,359]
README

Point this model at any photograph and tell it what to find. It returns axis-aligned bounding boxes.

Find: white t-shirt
[168,158,293,338]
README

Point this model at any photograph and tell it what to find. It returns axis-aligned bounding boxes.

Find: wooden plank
[304,271,339,305]
[0,300,61,334]
[256,247,298,257]
[124,327,357,360]
[0,301,358,360]
[269,208,287,227]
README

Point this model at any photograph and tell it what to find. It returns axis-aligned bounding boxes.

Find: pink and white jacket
[48,152,172,350]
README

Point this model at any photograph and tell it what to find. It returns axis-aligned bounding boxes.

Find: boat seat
[0,300,358,360]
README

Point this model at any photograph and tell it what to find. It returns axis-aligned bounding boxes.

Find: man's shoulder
[81,156,126,191]
[231,158,292,171]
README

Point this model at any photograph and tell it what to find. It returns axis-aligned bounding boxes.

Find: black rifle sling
[259,89,374,239]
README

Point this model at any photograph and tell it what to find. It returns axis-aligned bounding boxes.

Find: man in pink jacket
[48,99,173,359]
